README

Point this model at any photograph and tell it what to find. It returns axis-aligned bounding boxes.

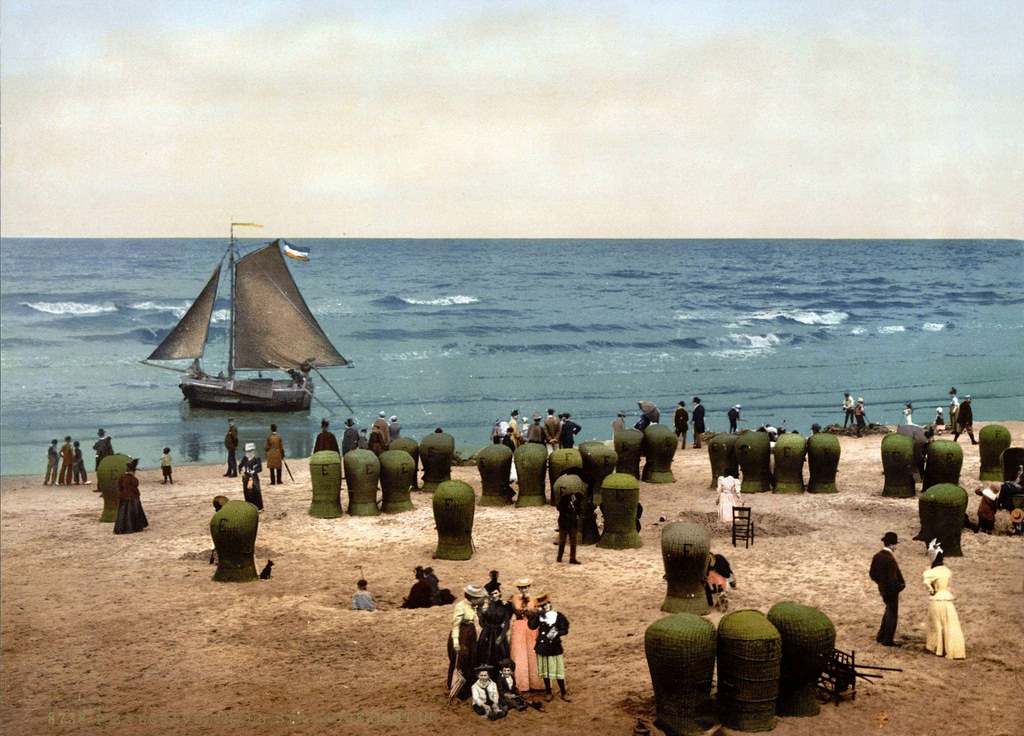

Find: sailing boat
[144,224,349,411]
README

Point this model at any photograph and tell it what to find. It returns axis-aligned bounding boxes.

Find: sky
[1,1,1022,238]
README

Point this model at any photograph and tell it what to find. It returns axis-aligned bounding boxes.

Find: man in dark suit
[558,413,581,449]
[869,531,906,646]
[691,397,706,449]
[341,418,360,455]
[313,418,339,453]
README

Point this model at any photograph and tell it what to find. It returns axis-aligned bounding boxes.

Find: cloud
[2,7,1022,236]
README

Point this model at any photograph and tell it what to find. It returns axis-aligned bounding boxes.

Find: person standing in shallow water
[691,397,705,449]
[673,401,689,449]
[869,531,905,646]
[223,418,238,478]
[265,424,284,485]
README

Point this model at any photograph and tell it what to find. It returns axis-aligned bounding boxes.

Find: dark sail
[147,265,221,360]
[232,241,348,370]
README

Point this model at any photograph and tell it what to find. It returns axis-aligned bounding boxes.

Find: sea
[1,239,1022,477]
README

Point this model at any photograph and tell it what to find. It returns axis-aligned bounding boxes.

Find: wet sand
[2,423,1022,736]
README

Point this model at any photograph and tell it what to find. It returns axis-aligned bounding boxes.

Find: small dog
[259,560,274,580]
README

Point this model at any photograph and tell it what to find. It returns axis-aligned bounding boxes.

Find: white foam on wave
[748,309,849,325]
[730,333,782,349]
[878,325,906,334]
[21,301,117,315]
[130,301,189,318]
[401,295,479,306]
[850,327,867,335]
[922,322,946,332]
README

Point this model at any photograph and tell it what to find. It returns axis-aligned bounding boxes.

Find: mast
[228,222,263,378]
[228,225,236,378]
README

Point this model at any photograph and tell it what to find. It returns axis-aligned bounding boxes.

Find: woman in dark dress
[448,585,486,700]
[476,572,512,671]
[239,442,264,510]
[113,458,148,534]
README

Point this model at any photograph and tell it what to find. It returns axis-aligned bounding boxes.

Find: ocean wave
[850,327,867,335]
[747,309,849,326]
[128,301,189,317]
[878,325,906,334]
[402,295,479,306]
[728,333,783,349]
[922,322,946,332]
[21,301,117,316]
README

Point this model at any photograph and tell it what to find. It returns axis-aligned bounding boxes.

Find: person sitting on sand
[974,486,999,533]
[113,458,148,535]
[471,666,506,720]
[978,463,1024,514]
[351,579,377,611]
[402,566,435,609]
[933,407,945,434]
[496,659,534,711]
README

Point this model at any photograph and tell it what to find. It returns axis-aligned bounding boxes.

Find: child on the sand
[160,447,173,484]
[352,579,377,611]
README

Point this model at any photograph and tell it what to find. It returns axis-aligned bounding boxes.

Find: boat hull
[180,376,311,412]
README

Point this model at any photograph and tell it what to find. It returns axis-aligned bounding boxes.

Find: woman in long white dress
[922,540,966,660]
[716,475,742,523]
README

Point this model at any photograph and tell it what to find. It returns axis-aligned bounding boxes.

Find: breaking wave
[401,295,479,306]
[922,322,948,332]
[21,301,117,316]
[878,325,906,334]
[747,309,849,326]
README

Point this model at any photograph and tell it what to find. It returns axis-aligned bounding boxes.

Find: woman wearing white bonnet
[922,539,966,659]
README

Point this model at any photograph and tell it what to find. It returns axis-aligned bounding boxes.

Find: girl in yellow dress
[922,539,965,659]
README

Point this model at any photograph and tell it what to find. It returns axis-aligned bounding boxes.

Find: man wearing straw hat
[447,585,487,701]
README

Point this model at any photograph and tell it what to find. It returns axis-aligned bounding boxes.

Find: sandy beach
[2,424,1022,736]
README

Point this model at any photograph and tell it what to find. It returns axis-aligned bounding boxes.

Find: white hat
[389,415,398,422]
[927,538,943,563]
[244,442,255,452]
[733,404,741,409]
[936,407,943,413]
[379,411,386,417]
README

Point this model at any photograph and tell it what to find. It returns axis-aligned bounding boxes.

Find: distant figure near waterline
[160,447,173,484]
[58,436,74,485]
[952,395,978,445]
[369,411,391,455]
[265,424,285,484]
[223,418,238,477]
[44,439,59,486]
[903,402,914,425]
[611,411,626,437]
[673,401,689,449]
[341,418,359,455]
[854,398,866,437]
[239,442,264,510]
[691,398,705,449]
[948,387,960,431]
[72,441,88,484]
[527,414,544,444]
[93,428,113,472]
[388,415,401,439]
[728,405,742,434]
[352,579,377,611]
[543,409,562,452]
[842,392,855,428]
[314,418,339,453]
[558,413,581,449]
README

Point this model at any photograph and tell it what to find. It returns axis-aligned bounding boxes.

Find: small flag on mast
[282,242,310,261]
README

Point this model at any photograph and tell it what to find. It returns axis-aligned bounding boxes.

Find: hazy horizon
[2,1,1022,238]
